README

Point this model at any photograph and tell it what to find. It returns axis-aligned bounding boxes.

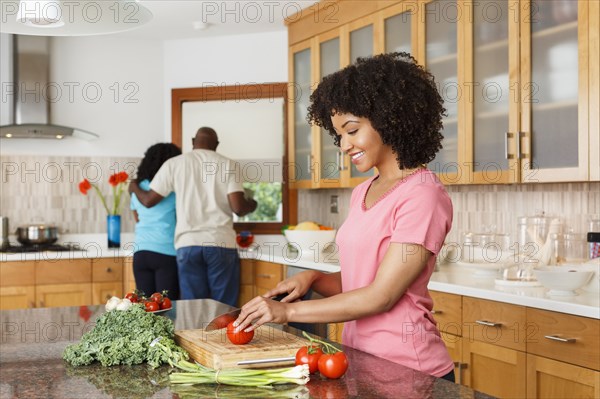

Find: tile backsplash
[298,182,600,246]
[2,154,599,245]
[1,154,140,235]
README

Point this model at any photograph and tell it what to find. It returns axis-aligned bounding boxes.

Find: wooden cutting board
[174,325,309,369]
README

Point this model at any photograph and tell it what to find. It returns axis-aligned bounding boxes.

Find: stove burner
[0,243,84,253]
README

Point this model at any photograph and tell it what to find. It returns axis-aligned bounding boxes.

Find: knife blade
[237,356,296,366]
[204,294,288,331]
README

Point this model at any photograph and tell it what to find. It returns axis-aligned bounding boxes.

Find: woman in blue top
[130,143,181,298]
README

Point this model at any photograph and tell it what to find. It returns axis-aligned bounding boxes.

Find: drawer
[527,308,600,370]
[430,290,462,336]
[463,297,527,351]
[36,259,91,284]
[92,258,123,282]
[254,261,283,291]
[0,261,35,286]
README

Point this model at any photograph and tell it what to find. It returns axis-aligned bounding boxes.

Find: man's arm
[228,191,257,217]
[128,181,164,208]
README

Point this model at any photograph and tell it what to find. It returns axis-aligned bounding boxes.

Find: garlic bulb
[105,296,121,311]
[116,298,132,311]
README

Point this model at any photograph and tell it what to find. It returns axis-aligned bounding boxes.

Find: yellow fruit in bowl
[295,221,321,231]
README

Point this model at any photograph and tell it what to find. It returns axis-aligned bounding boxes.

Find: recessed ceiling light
[5,134,13,138]
[55,134,63,139]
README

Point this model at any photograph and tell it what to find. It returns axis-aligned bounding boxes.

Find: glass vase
[107,215,121,249]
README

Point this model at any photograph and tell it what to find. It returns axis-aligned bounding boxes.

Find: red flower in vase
[78,171,129,215]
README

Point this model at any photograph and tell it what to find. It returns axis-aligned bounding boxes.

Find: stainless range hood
[0,34,98,140]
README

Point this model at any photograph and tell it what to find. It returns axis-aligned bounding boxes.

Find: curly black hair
[307,52,445,169]
[135,143,181,183]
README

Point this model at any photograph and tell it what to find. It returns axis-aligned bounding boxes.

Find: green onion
[151,338,310,387]
[169,362,310,387]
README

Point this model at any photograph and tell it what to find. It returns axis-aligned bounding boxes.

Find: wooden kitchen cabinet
[430,290,463,380]
[1,257,128,309]
[527,308,600,371]
[91,258,123,305]
[254,260,285,296]
[238,259,255,307]
[123,257,136,295]
[92,282,123,305]
[0,286,35,310]
[35,283,92,308]
[430,289,600,398]
[462,339,527,398]
[526,354,600,399]
[238,259,286,304]
[0,260,35,310]
[462,297,527,351]
[287,0,599,186]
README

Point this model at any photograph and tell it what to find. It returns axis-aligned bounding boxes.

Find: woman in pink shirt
[234,52,455,381]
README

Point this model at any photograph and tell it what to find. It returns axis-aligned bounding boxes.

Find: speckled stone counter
[0,299,494,399]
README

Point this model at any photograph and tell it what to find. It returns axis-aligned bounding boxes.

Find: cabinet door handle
[475,320,502,327]
[505,132,515,159]
[28,301,35,309]
[431,310,443,314]
[256,273,273,279]
[40,300,45,308]
[544,334,576,343]
[106,267,113,273]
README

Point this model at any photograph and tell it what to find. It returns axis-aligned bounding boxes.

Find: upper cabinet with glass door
[287,0,598,188]
[463,0,597,183]
[520,0,591,182]
[289,40,314,189]
[421,0,461,184]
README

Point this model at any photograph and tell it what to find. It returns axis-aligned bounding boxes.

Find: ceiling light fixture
[0,0,153,36]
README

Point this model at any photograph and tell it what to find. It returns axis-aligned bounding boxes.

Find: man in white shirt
[129,127,257,306]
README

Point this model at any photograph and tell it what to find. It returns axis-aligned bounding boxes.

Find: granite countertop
[0,299,493,399]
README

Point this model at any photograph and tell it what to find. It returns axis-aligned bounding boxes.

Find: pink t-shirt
[337,169,454,377]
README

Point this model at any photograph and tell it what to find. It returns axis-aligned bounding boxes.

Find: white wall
[1,36,164,157]
[0,30,288,158]
[163,30,288,138]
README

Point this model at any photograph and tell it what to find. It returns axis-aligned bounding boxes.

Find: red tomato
[124,292,138,303]
[295,345,323,374]
[318,352,348,379]
[150,292,163,303]
[226,321,254,345]
[145,301,159,312]
[160,297,172,310]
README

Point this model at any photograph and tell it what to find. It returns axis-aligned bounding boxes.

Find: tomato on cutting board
[226,321,254,345]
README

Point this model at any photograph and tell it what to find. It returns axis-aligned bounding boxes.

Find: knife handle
[271,293,288,302]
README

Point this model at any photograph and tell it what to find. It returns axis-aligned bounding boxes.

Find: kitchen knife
[204,294,288,331]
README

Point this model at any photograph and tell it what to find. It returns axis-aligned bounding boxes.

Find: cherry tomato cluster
[125,290,172,312]
[226,320,255,345]
[295,331,348,379]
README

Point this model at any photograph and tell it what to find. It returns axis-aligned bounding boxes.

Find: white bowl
[533,266,594,296]
[283,229,336,260]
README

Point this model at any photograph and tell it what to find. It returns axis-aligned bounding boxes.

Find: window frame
[171,83,296,234]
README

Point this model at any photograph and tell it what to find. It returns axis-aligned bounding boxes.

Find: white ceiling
[116,0,316,40]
